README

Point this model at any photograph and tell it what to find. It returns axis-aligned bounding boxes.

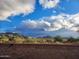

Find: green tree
[67,37,75,43]
[54,36,63,42]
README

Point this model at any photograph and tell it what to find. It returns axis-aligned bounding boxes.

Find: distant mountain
[1,28,79,38]
[21,28,79,38]
[0,32,26,38]
[47,28,79,38]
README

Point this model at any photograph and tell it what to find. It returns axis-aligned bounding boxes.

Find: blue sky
[0,0,79,36]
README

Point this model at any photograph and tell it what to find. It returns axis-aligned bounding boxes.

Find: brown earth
[0,44,79,59]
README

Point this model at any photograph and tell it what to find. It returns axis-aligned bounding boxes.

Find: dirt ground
[0,44,79,59]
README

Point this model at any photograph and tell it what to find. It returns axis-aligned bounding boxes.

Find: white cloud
[22,20,51,30]
[21,13,79,32]
[70,13,79,25]
[0,0,35,20]
[22,20,37,28]
[39,0,60,8]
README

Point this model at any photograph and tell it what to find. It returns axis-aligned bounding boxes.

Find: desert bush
[0,35,9,43]
[13,36,25,44]
[45,39,54,43]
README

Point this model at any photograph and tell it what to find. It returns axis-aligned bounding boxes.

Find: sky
[0,0,79,37]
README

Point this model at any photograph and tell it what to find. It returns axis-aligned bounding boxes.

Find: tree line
[0,33,79,44]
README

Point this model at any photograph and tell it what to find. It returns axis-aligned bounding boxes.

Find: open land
[0,44,79,59]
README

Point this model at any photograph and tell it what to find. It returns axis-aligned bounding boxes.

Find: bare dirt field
[0,44,79,59]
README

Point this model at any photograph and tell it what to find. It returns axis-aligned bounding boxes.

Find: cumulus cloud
[0,0,35,20]
[22,20,37,29]
[21,13,79,32]
[67,13,79,31]
[22,20,51,30]
[39,0,60,8]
